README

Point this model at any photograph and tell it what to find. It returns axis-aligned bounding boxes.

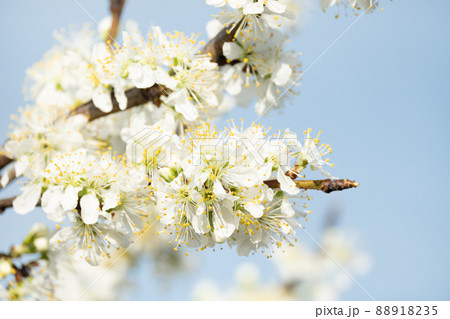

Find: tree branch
[264,179,360,193]
[71,86,166,121]
[201,25,237,66]
[0,196,16,214]
[0,179,358,216]
[71,25,238,120]
[107,0,126,42]
[0,153,13,171]
[0,23,239,171]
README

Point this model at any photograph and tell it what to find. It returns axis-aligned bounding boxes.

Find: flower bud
[9,244,27,258]
[296,156,309,168]
[29,223,49,239]
[0,259,15,279]
[159,167,179,183]
[23,223,49,246]
[236,263,260,287]
[34,237,49,253]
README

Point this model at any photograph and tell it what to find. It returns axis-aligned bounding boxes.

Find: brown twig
[0,252,43,284]
[71,86,166,121]
[264,179,360,193]
[200,24,239,66]
[107,0,126,42]
[0,196,16,214]
[0,153,13,171]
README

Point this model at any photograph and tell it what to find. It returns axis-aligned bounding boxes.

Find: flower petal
[42,186,66,222]
[128,63,156,89]
[92,87,113,112]
[266,0,287,13]
[80,193,100,224]
[167,89,199,121]
[245,202,264,218]
[277,167,300,195]
[272,63,292,86]
[61,185,81,211]
[243,1,264,14]
[222,42,243,61]
[49,227,74,251]
[213,180,228,200]
[102,185,121,211]
[13,183,42,215]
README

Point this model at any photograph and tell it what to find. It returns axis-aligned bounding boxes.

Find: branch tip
[318,179,359,193]
[264,178,359,194]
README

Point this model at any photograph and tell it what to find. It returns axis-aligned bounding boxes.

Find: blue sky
[0,0,449,300]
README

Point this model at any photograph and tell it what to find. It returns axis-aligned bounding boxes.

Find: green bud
[159,167,178,183]
[23,223,49,246]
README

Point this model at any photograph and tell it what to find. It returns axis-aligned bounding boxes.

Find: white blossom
[194,229,371,301]
[320,0,378,16]
[164,55,222,121]
[1,3,350,276]
[49,212,129,266]
[222,31,301,115]
[5,105,90,178]
[117,29,176,90]
[287,128,335,179]
[207,0,295,38]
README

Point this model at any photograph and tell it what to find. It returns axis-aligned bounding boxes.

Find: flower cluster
[0,0,361,269]
[193,227,372,300]
[13,150,151,265]
[320,0,379,17]
[5,106,90,178]
[206,1,302,115]
[207,0,295,37]
[221,31,301,114]
[123,120,334,256]
[0,221,195,301]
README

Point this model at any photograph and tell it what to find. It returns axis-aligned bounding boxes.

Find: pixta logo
[127,127,172,175]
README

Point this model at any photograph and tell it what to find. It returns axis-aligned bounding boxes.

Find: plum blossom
[41,150,149,225]
[164,55,222,121]
[49,212,129,266]
[286,128,335,179]
[320,0,378,16]
[207,0,295,38]
[1,6,351,271]
[222,31,301,115]
[81,43,127,112]
[5,105,90,178]
[117,28,176,90]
